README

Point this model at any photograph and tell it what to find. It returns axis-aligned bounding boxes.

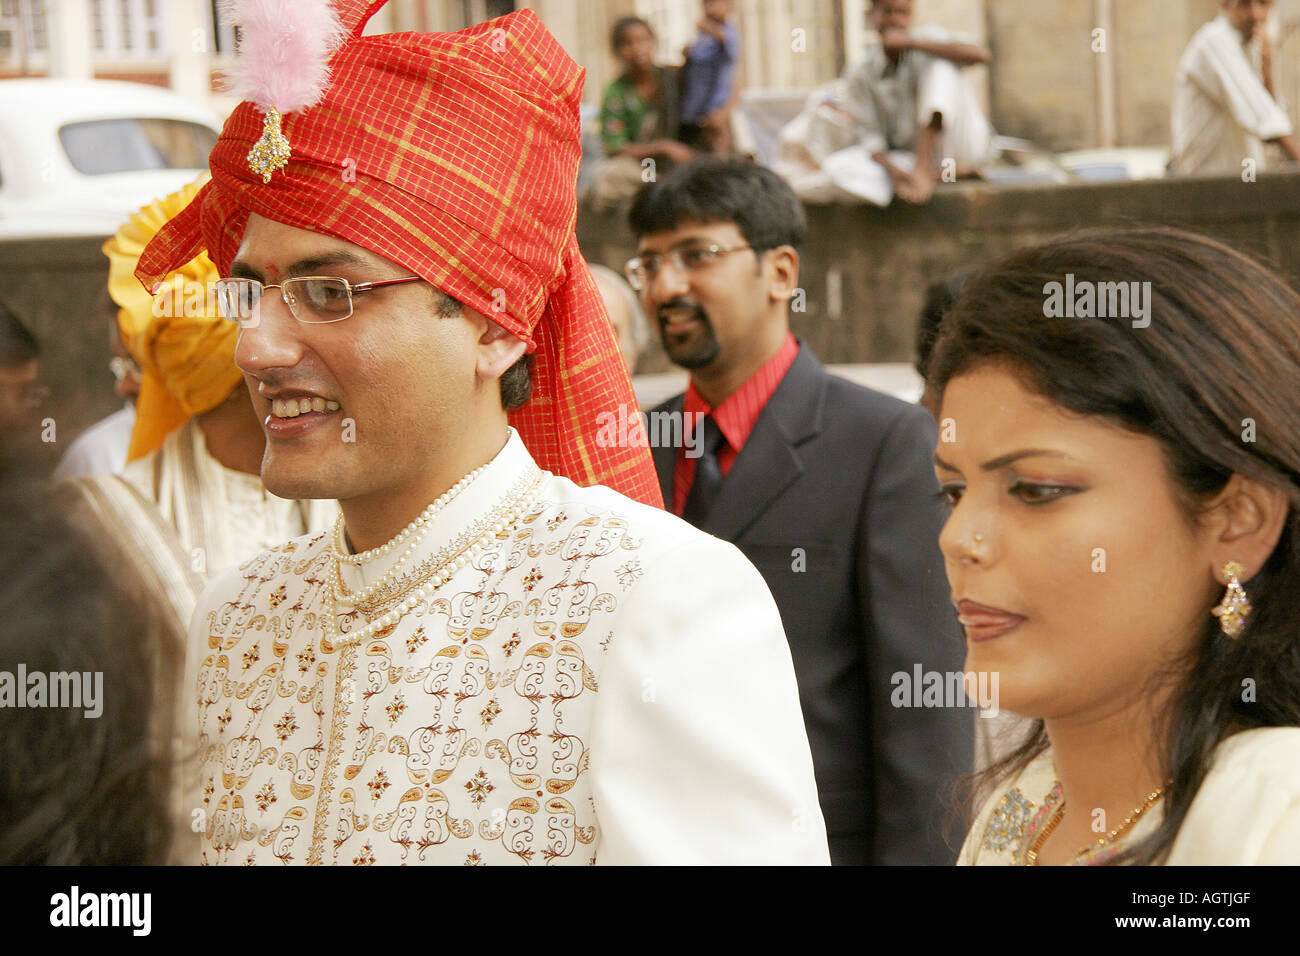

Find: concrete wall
[579,169,1300,374]
[986,0,1229,151]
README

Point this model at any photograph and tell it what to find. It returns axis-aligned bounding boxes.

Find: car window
[58,118,217,175]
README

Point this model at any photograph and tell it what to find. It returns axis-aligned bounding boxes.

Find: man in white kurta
[189,427,827,865]
[1172,4,1299,176]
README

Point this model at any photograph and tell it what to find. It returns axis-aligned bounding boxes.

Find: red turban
[135,3,662,508]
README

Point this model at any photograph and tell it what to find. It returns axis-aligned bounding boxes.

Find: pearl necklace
[321,470,543,650]
[335,463,488,564]
[329,463,489,610]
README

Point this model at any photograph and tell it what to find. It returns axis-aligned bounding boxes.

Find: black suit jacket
[651,344,972,864]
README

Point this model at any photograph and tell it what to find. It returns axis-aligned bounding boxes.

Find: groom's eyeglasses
[214,275,424,327]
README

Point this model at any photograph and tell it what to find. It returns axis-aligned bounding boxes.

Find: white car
[0,79,221,240]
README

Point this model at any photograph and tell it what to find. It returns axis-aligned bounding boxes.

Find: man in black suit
[627,158,972,864]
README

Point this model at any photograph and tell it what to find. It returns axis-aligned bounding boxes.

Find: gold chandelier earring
[1211,560,1252,638]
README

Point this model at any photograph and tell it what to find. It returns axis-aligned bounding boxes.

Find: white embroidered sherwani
[187,429,829,865]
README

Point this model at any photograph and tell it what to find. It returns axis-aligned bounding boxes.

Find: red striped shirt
[671,333,800,516]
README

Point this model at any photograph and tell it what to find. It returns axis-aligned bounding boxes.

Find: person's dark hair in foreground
[0,449,172,864]
[926,226,1300,864]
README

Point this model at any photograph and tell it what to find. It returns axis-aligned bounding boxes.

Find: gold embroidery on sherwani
[196,465,647,865]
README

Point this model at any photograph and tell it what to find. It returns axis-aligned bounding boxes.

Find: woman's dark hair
[628,157,807,254]
[0,452,174,863]
[926,226,1300,865]
[916,271,970,379]
[610,15,653,55]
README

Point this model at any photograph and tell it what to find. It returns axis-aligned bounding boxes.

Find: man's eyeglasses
[214,275,425,327]
[623,243,753,292]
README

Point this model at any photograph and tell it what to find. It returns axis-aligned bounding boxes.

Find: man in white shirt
[1172,0,1300,177]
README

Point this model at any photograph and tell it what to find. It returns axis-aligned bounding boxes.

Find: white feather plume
[219,0,348,114]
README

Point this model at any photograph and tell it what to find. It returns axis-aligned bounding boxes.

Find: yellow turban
[104,175,243,462]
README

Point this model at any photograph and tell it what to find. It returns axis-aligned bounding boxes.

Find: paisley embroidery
[196,494,641,865]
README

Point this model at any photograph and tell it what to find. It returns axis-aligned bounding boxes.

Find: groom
[138,3,829,865]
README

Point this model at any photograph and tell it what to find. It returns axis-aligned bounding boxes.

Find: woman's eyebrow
[934,448,1074,472]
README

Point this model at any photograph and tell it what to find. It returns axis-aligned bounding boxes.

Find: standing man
[1172,0,1300,177]
[679,0,742,156]
[630,158,972,864]
[137,4,827,866]
[59,180,340,863]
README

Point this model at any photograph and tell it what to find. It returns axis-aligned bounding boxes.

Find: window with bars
[144,0,157,51]
[88,0,168,59]
[0,0,50,65]
[27,0,43,47]
[91,0,105,50]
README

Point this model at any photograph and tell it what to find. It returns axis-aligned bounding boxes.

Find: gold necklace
[1024,786,1166,866]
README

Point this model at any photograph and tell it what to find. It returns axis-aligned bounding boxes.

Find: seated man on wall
[838,0,995,205]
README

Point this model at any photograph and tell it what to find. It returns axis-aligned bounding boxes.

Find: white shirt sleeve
[1187,26,1292,141]
[589,533,831,865]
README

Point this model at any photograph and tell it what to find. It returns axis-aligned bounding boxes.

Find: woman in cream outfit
[924,227,1300,865]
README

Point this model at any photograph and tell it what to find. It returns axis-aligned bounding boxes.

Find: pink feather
[219,0,347,114]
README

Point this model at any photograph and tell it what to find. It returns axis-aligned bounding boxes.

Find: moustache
[657,300,709,325]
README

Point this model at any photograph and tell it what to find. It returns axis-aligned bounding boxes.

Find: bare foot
[896,167,937,204]
[874,153,937,205]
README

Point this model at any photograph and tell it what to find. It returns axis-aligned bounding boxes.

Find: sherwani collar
[336,426,538,594]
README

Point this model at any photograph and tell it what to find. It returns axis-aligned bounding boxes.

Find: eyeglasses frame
[623,243,756,293]
[215,274,426,326]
